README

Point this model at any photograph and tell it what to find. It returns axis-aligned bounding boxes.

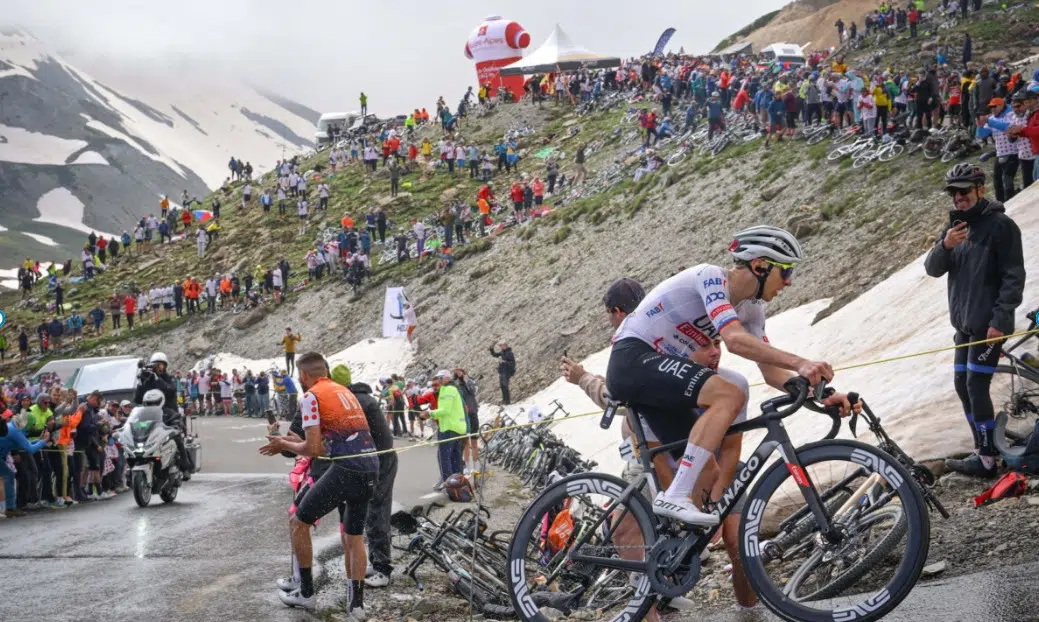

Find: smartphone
[266,411,277,426]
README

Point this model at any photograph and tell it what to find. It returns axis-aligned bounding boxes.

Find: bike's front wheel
[740,440,930,622]
[506,472,658,622]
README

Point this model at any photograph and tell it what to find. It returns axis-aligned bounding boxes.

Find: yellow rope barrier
[298,327,1039,461]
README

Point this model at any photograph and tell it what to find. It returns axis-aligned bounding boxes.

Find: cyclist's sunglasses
[763,259,795,280]
[946,187,974,197]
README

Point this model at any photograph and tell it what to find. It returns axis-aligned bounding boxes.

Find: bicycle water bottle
[1023,352,1039,368]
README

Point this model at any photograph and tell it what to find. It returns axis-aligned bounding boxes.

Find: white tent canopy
[500,24,620,76]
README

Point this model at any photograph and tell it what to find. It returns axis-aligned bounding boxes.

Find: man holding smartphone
[925,163,1025,477]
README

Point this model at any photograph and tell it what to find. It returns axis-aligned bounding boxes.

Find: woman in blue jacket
[0,413,47,517]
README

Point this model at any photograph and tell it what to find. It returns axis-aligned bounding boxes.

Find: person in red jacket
[477,183,495,203]
[510,181,525,223]
[1008,89,1039,186]
[408,143,418,162]
[123,293,136,330]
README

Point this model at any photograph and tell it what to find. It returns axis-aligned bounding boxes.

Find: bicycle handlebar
[767,376,842,439]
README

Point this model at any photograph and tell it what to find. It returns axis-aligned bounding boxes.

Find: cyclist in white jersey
[606,225,854,526]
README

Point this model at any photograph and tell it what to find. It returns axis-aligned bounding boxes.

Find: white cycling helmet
[150,352,169,366]
[729,225,804,264]
[142,389,165,407]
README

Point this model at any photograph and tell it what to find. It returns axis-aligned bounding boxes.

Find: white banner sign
[382,287,411,338]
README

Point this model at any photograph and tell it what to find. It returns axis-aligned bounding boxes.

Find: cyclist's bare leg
[663,375,743,501]
[339,531,368,581]
[722,515,757,607]
[290,515,313,569]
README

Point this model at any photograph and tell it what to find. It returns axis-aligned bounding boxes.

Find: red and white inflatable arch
[464,15,530,99]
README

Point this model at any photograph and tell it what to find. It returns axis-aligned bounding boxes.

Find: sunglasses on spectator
[763,259,796,280]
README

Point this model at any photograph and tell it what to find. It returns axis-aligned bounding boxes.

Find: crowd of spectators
[0,376,134,517]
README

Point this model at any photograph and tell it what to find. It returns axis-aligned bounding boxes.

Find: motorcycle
[117,404,184,507]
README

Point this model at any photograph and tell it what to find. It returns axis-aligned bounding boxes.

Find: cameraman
[134,352,193,473]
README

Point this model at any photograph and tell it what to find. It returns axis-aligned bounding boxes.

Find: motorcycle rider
[134,352,193,473]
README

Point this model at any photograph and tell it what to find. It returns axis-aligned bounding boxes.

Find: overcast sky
[2,0,790,117]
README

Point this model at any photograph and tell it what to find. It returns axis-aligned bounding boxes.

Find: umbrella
[192,210,213,223]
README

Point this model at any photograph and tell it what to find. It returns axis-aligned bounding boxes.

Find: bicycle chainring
[647,538,701,598]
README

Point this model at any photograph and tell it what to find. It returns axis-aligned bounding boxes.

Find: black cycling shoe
[945,454,998,478]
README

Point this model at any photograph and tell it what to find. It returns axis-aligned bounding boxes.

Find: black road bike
[505,377,931,622]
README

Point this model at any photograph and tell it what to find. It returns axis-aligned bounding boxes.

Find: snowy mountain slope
[516,185,1039,476]
[0,28,317,269]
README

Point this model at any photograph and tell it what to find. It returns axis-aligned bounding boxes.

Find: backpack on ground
[973,472,1028,508]
[444,473,474,502]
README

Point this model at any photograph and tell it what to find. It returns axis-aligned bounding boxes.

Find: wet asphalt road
[7,416,1039,622]
[0,416,441,622]
[685,562,1039,622]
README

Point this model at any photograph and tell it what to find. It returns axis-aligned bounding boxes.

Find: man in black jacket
[337,367,398,589]
[924,163,1025,477]
[490,343,516,404]
[173,280,184,317]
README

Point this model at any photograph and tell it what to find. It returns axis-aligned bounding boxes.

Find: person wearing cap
[420,371,467,485]
[978,97,1018,201]
[1008,89,1039,187]
[280,328,302,376]
[925,163,1024,478]
[489,342,517,405]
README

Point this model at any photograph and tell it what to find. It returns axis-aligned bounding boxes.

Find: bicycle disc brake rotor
[647,538,701,598]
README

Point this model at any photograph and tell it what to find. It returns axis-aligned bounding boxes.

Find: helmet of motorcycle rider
[142,389,165,408]
[150,352,169,366]
[729,225,804,264]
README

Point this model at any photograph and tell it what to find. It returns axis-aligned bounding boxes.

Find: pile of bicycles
[481,401,597,493]
[397,501,640,619]
[661,110,764,165]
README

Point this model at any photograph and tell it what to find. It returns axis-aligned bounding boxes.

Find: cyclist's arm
[758,362,796,392]
[720,321,805,372]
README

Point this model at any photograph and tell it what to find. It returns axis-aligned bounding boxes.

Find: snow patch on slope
[0,124,88,165]
[202,338,414,388]
[81,114,186,177]
[69,150,109,165]
[35,187,114,237]
[0,29,46,80]
[21,232,58,247]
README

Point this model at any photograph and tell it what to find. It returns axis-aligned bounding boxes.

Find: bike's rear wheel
[991,363,1039,457]
[740,440,929,622]
[506,472,657,622]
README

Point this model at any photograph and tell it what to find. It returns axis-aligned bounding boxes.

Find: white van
[315,112,360,146]
[760,43,807,67]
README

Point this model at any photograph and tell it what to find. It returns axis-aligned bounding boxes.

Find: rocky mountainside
[0,28,317,267]
[7,1,1036,403]
[25,100,955,403]
[717,0,904,51]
